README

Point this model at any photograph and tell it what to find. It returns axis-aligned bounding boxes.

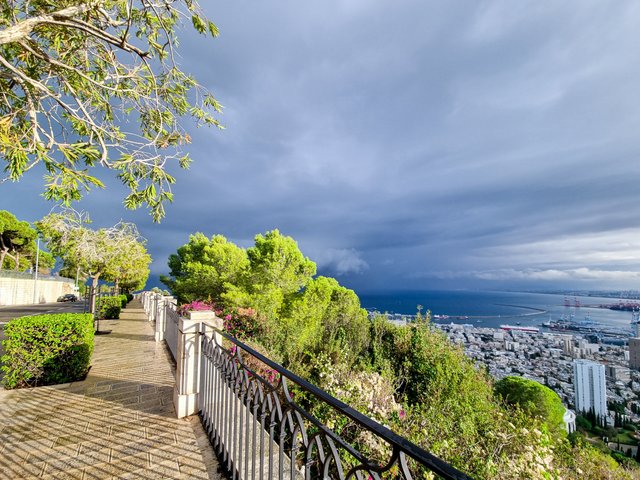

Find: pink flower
[265,369,279,383]
[178,300,215,315]
[224,314,232,321]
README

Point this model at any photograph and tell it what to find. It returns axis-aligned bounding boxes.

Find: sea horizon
[357,289,639,331]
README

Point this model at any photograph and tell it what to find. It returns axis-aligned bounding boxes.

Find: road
[0,301,89,369]
[0,301,87,322]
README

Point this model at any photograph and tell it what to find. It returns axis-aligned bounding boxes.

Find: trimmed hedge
[99,296,122,319]
[118,294,128,309]
[1,313,94,389]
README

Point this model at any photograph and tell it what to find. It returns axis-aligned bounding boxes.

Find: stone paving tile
[41,469,86,480]
[0,300,225,480]
[25,443,81,463]
[0,459,46,478]
[78,444,113,464]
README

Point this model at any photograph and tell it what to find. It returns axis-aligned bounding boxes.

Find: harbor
[365,292,640,343]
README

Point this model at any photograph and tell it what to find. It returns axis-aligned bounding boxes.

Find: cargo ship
[541,313,631,337]
[500,324,540,333]
[542,313,603,333]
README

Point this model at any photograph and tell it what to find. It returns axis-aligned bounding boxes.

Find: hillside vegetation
[163,230,640,479]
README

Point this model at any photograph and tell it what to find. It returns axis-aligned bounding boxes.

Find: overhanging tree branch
[0,4,94,45]
[0,1,223,221]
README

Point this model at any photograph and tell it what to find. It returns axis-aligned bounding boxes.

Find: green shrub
[98,296,122,319]
[126,293,134,303]
[495,375,567,437]
[118,294,128,309]
[1,313,94,389]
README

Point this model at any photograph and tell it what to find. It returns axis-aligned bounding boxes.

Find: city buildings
[432,323,640,426]
[573,359,607,420]
[629,337,640,370]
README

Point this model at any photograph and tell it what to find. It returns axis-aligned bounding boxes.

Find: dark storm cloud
[3,1,640,292]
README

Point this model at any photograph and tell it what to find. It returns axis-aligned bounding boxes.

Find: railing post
[155,294,163,325]
[201,318,223,348]
[174,310,222,418]
[155,296,165,341]
[155,295,175,342]
[150,293,159,323]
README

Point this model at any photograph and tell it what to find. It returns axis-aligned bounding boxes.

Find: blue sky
[3,1,640,293]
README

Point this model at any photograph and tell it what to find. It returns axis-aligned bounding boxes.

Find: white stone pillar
[155,295,175,342]
[151,294,159,322]
[155,294,163,324]
[155,296,166,341]
[174,310,222,418]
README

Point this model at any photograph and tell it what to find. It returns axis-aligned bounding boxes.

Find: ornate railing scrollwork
[199,331,472,480]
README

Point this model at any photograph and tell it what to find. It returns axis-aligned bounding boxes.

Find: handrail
[202,327,472,480]
[137,289,473,479]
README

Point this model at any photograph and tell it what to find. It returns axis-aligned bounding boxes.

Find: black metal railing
[199,330,472,480]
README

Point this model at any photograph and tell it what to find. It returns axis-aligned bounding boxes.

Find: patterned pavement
[0,300,224,479]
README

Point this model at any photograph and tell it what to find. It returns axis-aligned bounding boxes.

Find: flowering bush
[230,340,282,388]
[307,353,402,465]
[178,301,264,343]
[177,299,217,316]
[222,306,263,340]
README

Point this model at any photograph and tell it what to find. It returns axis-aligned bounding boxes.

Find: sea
[358,290,638,332]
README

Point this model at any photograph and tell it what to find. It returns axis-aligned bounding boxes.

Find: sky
[3,0,640,294]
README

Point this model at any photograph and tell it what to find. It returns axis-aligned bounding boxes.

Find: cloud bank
[3,1,640,293]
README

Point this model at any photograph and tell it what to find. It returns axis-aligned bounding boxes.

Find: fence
[165,307,179,360]
[139,291,471,480]
[0,268,72,282]
[141,291,178,360]
[0,271,75,305]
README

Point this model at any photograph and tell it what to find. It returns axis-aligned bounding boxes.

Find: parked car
[57,294,78,302]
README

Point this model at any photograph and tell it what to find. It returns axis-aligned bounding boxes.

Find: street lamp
[32,237,40,304]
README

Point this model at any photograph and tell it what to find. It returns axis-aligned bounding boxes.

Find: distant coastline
[359,290,637,331]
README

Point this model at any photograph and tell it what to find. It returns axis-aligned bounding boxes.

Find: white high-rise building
[573,360,607,420]
[630,337,640,370]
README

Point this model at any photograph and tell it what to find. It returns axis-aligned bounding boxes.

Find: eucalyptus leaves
[0,1,222,220]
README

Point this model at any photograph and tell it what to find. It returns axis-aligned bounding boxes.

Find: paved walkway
[0,300,224,479]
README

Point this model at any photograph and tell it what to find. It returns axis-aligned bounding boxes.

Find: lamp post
[32,238,40,304]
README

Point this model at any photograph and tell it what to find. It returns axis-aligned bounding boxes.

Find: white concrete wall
[0,275,76,306]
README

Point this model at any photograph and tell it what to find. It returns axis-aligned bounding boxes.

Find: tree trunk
[3,251,16,269]
[90,274,100,314]
[0,247,7,268]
